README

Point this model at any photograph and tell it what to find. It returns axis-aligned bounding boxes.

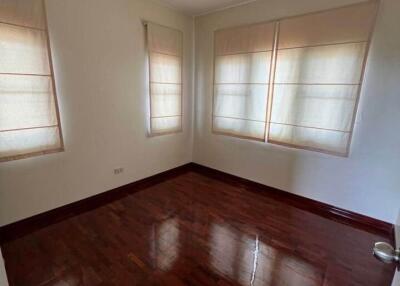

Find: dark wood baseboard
[190,163,394,238]
[0,162,394,244]
[0,163,192,244]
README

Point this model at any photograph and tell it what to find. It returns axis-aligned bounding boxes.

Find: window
[212,1,378,156]
[146,22,183,135]
[213,23,275,141]
[0,0,63,162]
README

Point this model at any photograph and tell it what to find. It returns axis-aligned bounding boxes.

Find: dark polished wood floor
[1,171,395,286]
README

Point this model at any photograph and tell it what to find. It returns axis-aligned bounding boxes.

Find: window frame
[145,21,184,137]
[211,0,379,157]
[0,0,64,163]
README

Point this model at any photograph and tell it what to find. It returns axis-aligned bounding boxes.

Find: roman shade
[146,22,183,135]
[213,22,275,141]
[212,1,378,156]
[0,0,63,162]
[268,1,378,156]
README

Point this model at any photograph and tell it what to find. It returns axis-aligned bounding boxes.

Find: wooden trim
[0,125,59,133]
[211,28,217,134]
[150,82,182,85]
[189,163,394,238]
[0,73,51,77]
[345,0,381,157]
[268,139,347,157]
[210,29,219,136]
[212,130,266,142]
[0,163,192,243]
[145,23,153,134]
[151,115,182,119]
[44,0,65,152]
[0,162,394,244]
[0,20,46,31]
[147,128,183,137]
[0,147,64,163]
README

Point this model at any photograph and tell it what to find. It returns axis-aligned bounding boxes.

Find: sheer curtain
[146,22,183,135]
[0,0,63,162]
[268,2,378,156]
[213,23,275,141]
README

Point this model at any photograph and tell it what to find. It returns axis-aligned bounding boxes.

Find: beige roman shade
[0,0,63,162]
[212,1,378,156]
[212,22,276,141]
[268,1,378,156]
[146,22,183,135]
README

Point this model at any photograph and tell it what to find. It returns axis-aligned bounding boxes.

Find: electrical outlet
[114,168,124,175]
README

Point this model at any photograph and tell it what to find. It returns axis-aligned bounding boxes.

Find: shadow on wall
[193,0,400,224]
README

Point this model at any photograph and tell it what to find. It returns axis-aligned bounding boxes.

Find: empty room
[1,0,400,285]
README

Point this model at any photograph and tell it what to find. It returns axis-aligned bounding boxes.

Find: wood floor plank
[1,171,395,285]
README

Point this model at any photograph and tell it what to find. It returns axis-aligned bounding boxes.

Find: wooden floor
[1,171,395,286]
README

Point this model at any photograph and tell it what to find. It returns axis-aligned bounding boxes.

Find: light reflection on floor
[153,218,323,285]
[4,172,392,285]
[154,218,179,272]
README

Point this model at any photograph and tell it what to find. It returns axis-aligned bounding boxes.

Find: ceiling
[155,0,256,16]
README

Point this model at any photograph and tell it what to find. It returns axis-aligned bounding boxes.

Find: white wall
[0,0,194,226]
[0,249,8,286]
[194,0,400,223]
[1,0,399,227]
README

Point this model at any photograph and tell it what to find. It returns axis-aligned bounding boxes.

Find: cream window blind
[268,1,378,156]
[0,0,63,162]
[212,1,378,156]
[213,23,275,141]
[146,22,183,135]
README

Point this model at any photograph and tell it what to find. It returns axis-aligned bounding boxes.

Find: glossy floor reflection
[1,171,395,285]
